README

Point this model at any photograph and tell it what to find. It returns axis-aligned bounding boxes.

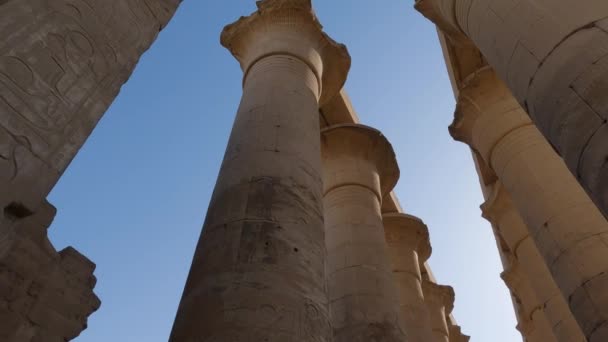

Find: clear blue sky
[48,1,520,341]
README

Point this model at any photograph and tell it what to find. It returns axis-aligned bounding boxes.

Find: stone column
[416,0,608,221]
[169,1,350,341]
[422,280,454,342]
[450,67,608,341]
[501,259,556,342]
[321,123,405,341]
[482,182,585,341]
[383,213,435,342]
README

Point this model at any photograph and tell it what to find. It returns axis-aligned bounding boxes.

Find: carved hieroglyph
[416,0,608,223]
[170,1,350,341]
[0,0,181,214]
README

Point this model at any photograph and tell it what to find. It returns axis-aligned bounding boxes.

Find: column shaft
[171,54,331,341]
[423,281,454,342]
[325,187,405,341]
[483,182,585,342]
[501,259,557,342]
[384,213,435,342]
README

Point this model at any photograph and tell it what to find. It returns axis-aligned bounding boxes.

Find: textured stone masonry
[0,0,181,215]
[422,280,454,342]
[482,181,585,342]
[450,67,608,341]
[384,213,435,342]
[0,201,100,342]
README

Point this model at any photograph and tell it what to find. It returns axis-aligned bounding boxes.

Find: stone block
[579,124,608,216]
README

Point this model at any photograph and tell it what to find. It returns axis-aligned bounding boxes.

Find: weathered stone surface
[416,0,608,225]
[170,1,350,341]
[0,1,180,338]
[501,259,556,342]
[482,182,585,342]
[321,124,405,342]
[450,67,608,341]
[0,201,100,341]
[422,280,454,342]
[384,213,434,342]
[0,0,181,214]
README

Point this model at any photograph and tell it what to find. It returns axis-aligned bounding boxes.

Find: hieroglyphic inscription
[0,0,180,212]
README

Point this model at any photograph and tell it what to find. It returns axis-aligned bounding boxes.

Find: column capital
[321,124,399,201]
[383,213,432,263]
[449,67,505,144]
[449,67,529,162]
[501,258,527,297]
[220,0,351,105]
[480,181,510,224]
[516,317,536,336]
[414,0,471,46]
[422,280,455,315]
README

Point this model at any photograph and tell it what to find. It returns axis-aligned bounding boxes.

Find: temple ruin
[1,0,607,341]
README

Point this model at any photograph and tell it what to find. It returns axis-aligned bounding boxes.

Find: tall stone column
[416,0,608,221]
[383,213,435,342]
[501,259,556,342]
[422,280,455,342]
[321,124,406,341]
[482,182,585,341]
[450,68,608,341]
[169,1,350,341]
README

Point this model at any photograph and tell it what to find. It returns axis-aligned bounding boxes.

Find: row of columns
[415,4,608,338]
[170,1,467,340]
[447,66,608,341]
[482,182,585,342]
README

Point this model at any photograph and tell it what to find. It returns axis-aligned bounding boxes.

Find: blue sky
[48,1,520,341]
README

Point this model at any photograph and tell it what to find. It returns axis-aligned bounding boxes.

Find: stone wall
[0,201,100,341]
[0,0,181,339]
[0,0,180,216]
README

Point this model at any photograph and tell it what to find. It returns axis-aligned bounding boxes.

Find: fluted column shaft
[423,281,454,342]
[384,213,435,342]
[321,124,406,342]
[170,2,350,341]
[416,0,608,223]
[450,68,608,341]
[483,183,585,342]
